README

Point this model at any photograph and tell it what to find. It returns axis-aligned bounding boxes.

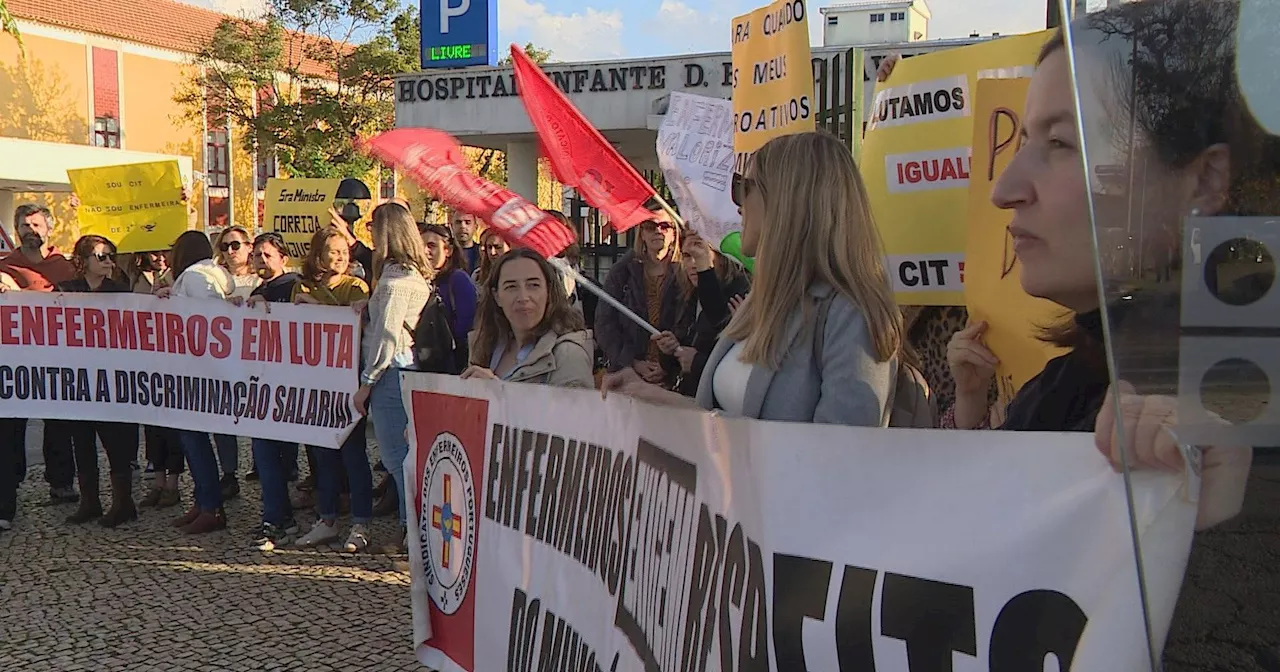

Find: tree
[499,42,552,66]
[1,0,25,58]
[175,0,419,179]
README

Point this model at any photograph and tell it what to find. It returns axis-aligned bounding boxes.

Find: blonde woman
[354,203,432,539]
[605,131,902,427]
[213,226,260,300]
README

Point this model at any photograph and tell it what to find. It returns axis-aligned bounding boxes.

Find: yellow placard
[263,178,341,261]
[730,0,816,170]
[862,30,1052,306]
[964,77,1068,425]
[67,161,185,253]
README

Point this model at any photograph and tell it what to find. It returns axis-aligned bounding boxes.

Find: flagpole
[550,257,660,336]
[651,194,688,230]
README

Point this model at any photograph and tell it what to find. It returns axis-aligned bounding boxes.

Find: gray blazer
[695,283,892,426]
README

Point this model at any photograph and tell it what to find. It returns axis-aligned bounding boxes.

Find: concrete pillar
[506,141,539,204]
[0,190,14,249]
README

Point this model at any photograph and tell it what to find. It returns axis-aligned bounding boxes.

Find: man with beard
[0,204,76,289]
[0,205,82,521]
[451,211,480,273]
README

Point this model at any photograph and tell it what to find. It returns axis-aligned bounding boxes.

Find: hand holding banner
[67,160,186,253]
[509,44,662,233]
[363,128,576,259]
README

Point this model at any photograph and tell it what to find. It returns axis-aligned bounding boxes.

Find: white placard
[657,91,742,244]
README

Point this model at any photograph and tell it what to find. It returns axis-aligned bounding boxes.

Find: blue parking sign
[420,0,499,69]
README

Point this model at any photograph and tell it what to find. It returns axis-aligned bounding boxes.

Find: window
[206,128,230,189]
[93,116,120,148]
[380,166,396,200]
[826,15,838,24]
[891,11,906,20]
[870,13,885,22]
[256,150,277,191]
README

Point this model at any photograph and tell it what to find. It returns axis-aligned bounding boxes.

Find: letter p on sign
[441,0,470,33]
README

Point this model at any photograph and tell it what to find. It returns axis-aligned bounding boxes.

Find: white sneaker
[343,524,370,553]
[295,519,340,547]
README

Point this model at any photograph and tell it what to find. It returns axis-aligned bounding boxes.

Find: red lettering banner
[0,292,361,448]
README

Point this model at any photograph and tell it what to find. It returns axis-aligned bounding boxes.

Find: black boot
[65,475,102,524]
[100,474,138,528]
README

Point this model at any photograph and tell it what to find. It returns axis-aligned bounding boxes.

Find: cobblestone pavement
[0,424,420,672]
[3,425,1276,671]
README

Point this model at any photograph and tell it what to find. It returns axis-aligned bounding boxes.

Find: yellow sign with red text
[730,0,816,172]
[862,30,1052,305]
[964,77,1068,425]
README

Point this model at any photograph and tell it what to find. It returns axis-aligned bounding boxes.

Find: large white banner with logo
[0,292,360,448]
[402,374,1198,672]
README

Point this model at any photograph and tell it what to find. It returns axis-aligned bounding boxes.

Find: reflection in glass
[1063,0,1274,668]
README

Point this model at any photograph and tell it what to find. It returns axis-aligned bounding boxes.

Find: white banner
[0,291,361,448]
[657,91,742,244]
[401,374,1198,672]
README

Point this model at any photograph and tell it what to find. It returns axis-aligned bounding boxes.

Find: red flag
[509,44,659,233]
[363,129,575,259]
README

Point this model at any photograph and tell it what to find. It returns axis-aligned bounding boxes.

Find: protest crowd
[0,0,1273,667]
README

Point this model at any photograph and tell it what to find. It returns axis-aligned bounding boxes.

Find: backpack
[437,271,471,372]
[813,294,936,428]
[412,294,464,375]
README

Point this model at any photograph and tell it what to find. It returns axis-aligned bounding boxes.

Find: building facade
[820,0,931,46]
[0,0,344,250]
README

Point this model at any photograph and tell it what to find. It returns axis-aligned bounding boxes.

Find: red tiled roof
[8,0,338,77]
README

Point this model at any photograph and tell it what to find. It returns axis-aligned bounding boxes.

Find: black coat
[662,261,752,396]
[56,276,131,293]
[594,250,685,372]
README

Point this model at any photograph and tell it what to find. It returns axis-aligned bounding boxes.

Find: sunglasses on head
[219,240,246,253]
[731,173,757,207]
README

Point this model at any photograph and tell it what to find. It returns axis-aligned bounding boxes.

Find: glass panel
[1063,0,1277,668]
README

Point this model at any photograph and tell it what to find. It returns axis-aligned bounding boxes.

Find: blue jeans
[313,418,373,524]
[252,438,297,527]
[368,371,409,525]
[214,434,239,476]
[178,431,222,511]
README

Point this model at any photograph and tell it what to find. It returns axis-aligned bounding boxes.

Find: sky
[185,0,1066,62]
